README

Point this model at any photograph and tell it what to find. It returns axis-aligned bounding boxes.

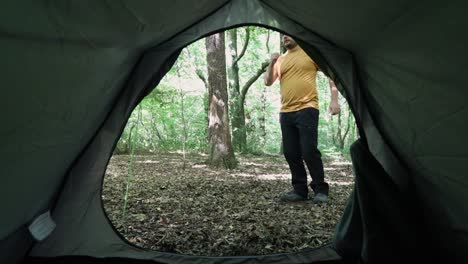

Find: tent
[1,0,467,263]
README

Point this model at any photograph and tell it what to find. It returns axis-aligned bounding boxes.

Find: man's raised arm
[264,52,280,86]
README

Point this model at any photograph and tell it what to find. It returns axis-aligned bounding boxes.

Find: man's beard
[284,42,297,50]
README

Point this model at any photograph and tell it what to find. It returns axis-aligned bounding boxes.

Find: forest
[102,27,357,256]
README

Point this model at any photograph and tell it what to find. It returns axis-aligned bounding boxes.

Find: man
[264,35,340,203]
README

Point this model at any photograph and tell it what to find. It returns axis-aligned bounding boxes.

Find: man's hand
[328,79,340,115]
[329,101,341,115]
[270,52,280,63]
[265,53,280,86]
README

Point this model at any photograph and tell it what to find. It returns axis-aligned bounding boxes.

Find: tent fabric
[1,0,467,263]
[334,139,429,263]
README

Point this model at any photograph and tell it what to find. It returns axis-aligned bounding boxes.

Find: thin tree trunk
[227,27,271,152]
[336,111,344,149]
[330,113,336,146]
[260,86,267,150]
[139,117,157,153]
[279,32,285,154]
[259,30,271,151]
[150,113,163,142]
[341,106,352,149]
[227,28,247,152]
[176,66,188,169]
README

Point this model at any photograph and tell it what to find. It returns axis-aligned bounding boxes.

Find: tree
[227,27,269,152]
[259,29,274,151]
[205,33,237,169]
[278,32,286,154]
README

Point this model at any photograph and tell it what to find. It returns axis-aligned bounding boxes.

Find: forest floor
[103,152,354,256]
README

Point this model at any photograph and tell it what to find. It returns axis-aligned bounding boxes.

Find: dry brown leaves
[102,152,354,256]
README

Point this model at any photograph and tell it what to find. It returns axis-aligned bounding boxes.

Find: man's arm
[264,52,280,86]
[328,79,341,115]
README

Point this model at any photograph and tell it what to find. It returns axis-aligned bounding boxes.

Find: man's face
[283,35,298,50]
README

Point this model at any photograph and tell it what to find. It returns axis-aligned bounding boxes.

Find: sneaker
[313,193,328,204]
[279,191,307,202]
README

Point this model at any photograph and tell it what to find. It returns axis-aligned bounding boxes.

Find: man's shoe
[313,193,328,204]
[279,191,307,202]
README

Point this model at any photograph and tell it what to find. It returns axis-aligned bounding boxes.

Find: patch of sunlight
[330,161,352,166]
[232,173,290,180]
[136,160,160,164]
[328,180,354,186]
[192,164,207,169]
[242,162,267,167]
[259,173,290,180]
[324,167,341,171]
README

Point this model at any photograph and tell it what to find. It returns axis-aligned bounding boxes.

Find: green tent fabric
[1,0,467,263]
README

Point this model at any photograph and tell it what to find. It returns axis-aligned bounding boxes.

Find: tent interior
[1,0,467,263]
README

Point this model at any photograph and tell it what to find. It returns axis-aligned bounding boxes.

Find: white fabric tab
[28,211,56,241]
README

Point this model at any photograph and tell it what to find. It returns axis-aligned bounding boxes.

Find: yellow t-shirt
[274,46,319,112]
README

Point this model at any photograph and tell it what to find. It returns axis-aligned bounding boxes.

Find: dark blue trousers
[280,107,329,197]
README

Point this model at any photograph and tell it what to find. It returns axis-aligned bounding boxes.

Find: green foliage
[116,82,208,153]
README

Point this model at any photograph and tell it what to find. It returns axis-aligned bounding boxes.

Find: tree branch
[342,108,352,144]
[196,68,208,90]
[266,29,271,54]
[186,48,208,90]
[233,27,250,65]
[240,60,269,101]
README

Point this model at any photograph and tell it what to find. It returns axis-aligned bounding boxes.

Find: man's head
[282,35,298,50]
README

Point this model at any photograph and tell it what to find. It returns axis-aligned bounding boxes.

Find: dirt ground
[102,152,354,256]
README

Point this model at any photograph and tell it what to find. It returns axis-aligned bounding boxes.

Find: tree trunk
[176,66,188,169]
[227,28,247,152]
[227,27,270,153]
[279,32,286,154]
[205,33,237,169]
[341,106,352,150]
[336,111,343,149]
[260,30,271,151]
[259,86,267,150]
